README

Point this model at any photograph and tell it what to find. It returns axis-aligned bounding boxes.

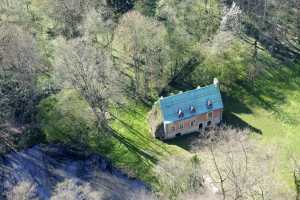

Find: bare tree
[113,11,170,101]
[295,167,300,200]
[291,155,300,200]
[0,0,32,24]
[297,0,300,46]
[220,2,242,32]
[0,24,39,122]
[45,0,100,38]
[209,143,226,200]
[190,126,290,200]
[54,38,122,134]
[51,179,104,200]
[7,181,38,200]
[154,155,205,199]
[79,6,115,49]
[0,23,42,152]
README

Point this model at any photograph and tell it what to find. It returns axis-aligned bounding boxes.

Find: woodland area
[1,0,300,199]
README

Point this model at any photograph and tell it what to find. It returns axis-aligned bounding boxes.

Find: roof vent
[177,109,184,118]
[207,100,213,109]
[190,105,196,113]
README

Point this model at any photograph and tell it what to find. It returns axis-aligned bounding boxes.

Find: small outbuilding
[149,78,223,139]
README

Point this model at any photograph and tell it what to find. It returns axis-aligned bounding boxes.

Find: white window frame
[190,120,196,127]
[179,122,184,129]
[208,112,213,120]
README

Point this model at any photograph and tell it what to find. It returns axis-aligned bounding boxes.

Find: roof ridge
[160,84,217,101]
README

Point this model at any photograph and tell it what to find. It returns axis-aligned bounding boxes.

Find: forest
[1,0,300,199]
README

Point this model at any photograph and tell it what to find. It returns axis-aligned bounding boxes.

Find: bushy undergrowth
[38,89,115,153]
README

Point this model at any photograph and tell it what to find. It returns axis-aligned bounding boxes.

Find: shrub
[38,89,115,153]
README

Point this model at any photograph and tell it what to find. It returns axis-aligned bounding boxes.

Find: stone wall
[148,102,164,138]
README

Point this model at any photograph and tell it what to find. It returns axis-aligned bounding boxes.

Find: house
[150,78,223,139]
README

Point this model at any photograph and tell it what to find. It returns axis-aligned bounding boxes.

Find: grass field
[223,60,300,187]
[109,60,300,189]
[38,90,190,188]
[109,102,190,186]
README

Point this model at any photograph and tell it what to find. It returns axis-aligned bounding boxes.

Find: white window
[190,120,196,127]
[179,122,184,129]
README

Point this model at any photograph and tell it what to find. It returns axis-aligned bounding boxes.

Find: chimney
[213,78,219,87]
[197,86,201,89]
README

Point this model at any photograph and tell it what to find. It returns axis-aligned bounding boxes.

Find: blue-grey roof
[159,84,223,123]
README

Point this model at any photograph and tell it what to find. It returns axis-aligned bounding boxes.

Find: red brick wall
[184,120,190,128]
[197,113,208,121]
[168,110,222,133]
[213,109,222,118]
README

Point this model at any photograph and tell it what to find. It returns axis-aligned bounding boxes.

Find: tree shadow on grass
[225,59,300,130]
[165,84,263,151]
[112,120,166,157]
[165,132,201,151]
[108,127,158,177]
[241,25,300,61]
[236,55,300,111]
[111,129,158,164]
[222,93,262,134]
[110,112,172,155]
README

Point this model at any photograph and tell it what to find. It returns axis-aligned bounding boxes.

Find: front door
[199,123,203,131]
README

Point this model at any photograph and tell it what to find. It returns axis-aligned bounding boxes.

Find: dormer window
[177,109,184,118]
[190,105,196,113]
[207,100,213,109]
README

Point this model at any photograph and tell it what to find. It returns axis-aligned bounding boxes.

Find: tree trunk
[210,146,226,200]
[250,39,258,85]
[144,66,149,100]
[133,57,140,100]
[297,0,300,45]
[295,169,300,200]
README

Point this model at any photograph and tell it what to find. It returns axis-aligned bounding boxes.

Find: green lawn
[40,55,300,191]
[109,101,190,186]
[225,60,300,187]
[104,56,300,191]
[38,90,189,188]
[109,60,300,188]
[164,54,300,191]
